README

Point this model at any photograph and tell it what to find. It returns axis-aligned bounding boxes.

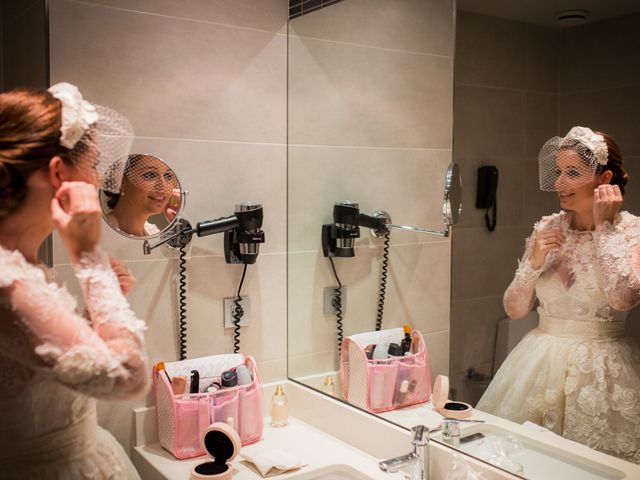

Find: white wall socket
[224,296,250,329]
[323,286,346,315]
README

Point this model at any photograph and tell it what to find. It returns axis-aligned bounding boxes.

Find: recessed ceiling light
[557,10,589,26]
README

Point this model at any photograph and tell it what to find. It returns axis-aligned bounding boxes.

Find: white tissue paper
[240,448,307,477]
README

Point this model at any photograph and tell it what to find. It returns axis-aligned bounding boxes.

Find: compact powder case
[191,422,241,480]
[431,375,472,419]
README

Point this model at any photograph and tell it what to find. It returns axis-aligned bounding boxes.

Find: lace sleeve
[503,230,543,319]
[1,248,148,400]
[593,212,640,311]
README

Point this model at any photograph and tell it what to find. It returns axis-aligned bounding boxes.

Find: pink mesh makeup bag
[153,354,263,459]
[340,327,432,413]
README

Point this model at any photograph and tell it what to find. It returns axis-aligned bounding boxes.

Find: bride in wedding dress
[477,127,640,463]
[0,84,147,478]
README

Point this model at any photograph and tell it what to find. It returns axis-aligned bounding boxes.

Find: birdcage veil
[538,126,608,192]
[48,82,134,192]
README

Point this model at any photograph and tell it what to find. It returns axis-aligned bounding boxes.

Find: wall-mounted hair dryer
[321,201,388,257]
[143,202,265,264]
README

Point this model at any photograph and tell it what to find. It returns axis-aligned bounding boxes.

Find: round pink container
[432,375,472,419]
[191,423,242,480]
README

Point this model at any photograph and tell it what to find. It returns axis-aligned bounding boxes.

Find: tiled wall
[287,0,455,381]
[451,10,640,404]
[451,11,560,403]
[48,0,288,452]
[558,13,640,341]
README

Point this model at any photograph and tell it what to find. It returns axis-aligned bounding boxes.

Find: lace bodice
[0,244,148,471]
[504,211,640,322]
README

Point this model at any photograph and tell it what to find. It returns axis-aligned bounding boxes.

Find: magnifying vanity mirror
[288,0,640,475]
[99,154,185,239]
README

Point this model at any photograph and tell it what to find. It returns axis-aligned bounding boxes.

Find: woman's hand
[164,188,181,222]
[529,228,564,270]
[109,256,136,296]
[51,182,102,263]
[594,184,623,228]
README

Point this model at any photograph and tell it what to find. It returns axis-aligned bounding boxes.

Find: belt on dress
[538,315,626,340]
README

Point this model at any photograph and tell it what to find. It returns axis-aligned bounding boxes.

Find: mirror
[443,163,461,228]
[99,154,184,239]
[288,0,640,472]
[287,0,456,448]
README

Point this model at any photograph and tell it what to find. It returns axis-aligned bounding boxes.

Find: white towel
[240,448,307,477]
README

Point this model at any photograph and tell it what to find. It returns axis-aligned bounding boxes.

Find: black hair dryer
[194,202,265,264]
[321,201,388,257]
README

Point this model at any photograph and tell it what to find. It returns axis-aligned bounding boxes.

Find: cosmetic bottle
[270,385,289,427]
[400,325,412,354]
[236,365,252,385]
[372,342,389,361]
[221,370,238,388]
[387,343,403,357]
[172,375,187,395]
[321,376,336,396]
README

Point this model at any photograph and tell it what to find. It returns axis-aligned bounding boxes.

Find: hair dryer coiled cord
[177,240,188,360]
[329,257,344,354]
[375,231,390,332]
[232,264,248,354]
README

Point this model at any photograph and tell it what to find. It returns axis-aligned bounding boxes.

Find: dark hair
[0,88,69,217]
[103,154,142,209]
[595,131,628,195]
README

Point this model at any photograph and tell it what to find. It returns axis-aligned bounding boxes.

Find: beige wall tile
[288,242,450,359]
[289,35,453,148]
[451,226,527,301]
[453,85,526,159]
[78,0,288,33]
[454,11,526,89]
[524,92,559,157]
[559,86,640,158]
[50,0,286,144]
[288,145,451,252]
[524,24,559,94]
[288,350,339,379]
[290,0,455,57]
[559,13,640,93]
[523,158,560,227]
[2,0,47,89]
[453,155,524,230]
[450,295,504,373]
[423,329,449,378]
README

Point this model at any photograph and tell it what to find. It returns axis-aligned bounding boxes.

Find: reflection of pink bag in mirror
[340,328,432,413]
[153,354,263,459]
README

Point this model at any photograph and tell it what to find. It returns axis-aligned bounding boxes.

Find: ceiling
[457,0,640,28]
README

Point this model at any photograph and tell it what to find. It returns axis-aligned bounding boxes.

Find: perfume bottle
[270,385,289,427]
[321,376,336,397]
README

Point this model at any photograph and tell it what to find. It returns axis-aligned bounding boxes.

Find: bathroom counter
[133,416,405,480]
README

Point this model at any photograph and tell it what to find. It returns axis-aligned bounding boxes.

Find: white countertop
[133,416,405,480]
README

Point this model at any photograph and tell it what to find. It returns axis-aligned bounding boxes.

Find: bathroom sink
[288,464,375,480]
[434,424,625,480]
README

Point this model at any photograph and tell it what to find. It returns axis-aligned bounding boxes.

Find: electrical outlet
[224,296,251,328]
[323,286,346,315]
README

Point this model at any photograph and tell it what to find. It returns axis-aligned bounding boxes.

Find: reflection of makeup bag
[339,328,432,413]
[153,354,263,459]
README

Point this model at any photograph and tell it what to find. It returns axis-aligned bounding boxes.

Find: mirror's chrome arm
[385,223,449,237]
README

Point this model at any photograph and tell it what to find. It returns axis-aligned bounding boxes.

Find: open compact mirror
[99,154,185,239]
[443,162,462,230]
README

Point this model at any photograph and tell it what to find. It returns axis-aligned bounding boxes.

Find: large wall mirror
[288,0,640,474]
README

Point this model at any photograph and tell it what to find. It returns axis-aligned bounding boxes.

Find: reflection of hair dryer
[194,202,265,264]
[321,201,388,257]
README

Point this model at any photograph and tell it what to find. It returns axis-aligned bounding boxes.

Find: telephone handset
[476,166,498,232]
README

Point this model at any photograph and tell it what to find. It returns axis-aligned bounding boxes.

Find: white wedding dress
[478,211,640,464]
[0,245,148,479]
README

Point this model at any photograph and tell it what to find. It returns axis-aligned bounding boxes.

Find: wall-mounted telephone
[476,166,499,232]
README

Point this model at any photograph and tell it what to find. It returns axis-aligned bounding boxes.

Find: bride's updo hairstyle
[0,88,68,217]
[595,131,628,195]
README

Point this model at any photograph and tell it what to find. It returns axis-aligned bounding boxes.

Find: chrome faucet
[379,425,429,480]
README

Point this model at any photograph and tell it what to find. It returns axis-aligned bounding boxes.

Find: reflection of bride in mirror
[104,154,178,236]
[477,127,640,463]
